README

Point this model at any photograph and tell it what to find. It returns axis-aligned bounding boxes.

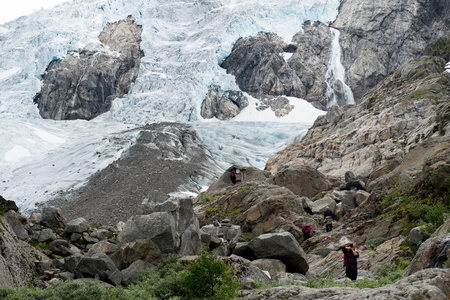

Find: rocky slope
[266,56,450,179]
[34,16,143,120]
[44,123,216,226]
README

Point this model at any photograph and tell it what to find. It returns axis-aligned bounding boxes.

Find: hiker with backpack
[324,207,333,232]
[302,225,312,240]
[339,241,359,281]
[230,168,237,185]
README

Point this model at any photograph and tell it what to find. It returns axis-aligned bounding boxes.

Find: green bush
[180,248,240,300]
[375,260,410,285]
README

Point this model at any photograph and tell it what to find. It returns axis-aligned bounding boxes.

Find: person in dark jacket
[339,241,359,280]
[324,207,333,232]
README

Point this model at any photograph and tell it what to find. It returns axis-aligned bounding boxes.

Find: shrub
[375,260,410,285]
[180,248,240,300]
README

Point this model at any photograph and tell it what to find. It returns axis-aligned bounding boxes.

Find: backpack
[230,170,236,177]
[302,225,311,233]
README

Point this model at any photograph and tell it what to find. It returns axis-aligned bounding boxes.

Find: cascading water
[325,28,355,108]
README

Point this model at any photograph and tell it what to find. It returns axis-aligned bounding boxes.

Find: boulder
[117,212,178,253]
[114,239,165,270]
[38,228,57,242]
[201,86,248,120]
[201,223,242,243]
[340,171,366,191]
[138,197,202,256]
[223,255,271,285]
[404,234,450,276]
[309,196,336,215]
[248,232,309,274]
[251,259,286,278]
[76,253,123,286]
[121,260,153,286]
[40,207,66,229]
[232,242,257,261]
[65,217,90,234]
[272,165,332,198]
[409,225,430,245]
[48,239,71,256]
[87,240,119,257]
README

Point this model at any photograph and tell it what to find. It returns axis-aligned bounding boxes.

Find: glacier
[0,0,341,212]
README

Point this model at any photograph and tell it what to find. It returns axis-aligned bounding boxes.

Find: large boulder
[223,255,271,285]
[404,234,450,276]
[112,239,165,270]
[272,165,332,198]
[248,232,309,274]
[40,207,66,229]
[76,253,123,286]
[65,217,90,234]
[201,86,248,120]
[121,260,153,286]
[118,198,201,256]
[251,259,286,278]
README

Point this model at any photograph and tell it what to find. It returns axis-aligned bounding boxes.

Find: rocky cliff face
[266,56,450,179]
[34,16,143,120]
[219,0,449,111]
[334,0,450,99]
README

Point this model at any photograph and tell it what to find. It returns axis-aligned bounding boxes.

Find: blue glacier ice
[0,0,341,212]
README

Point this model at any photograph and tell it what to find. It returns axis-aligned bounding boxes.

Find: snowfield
[0,0,339,212]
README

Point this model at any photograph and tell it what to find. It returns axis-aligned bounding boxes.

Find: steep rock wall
[34,16,143,120]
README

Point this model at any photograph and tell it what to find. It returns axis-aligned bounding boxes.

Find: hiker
[339,241,359,281]
[324,207,333,232]
[230,168,236,185]
[288,226,295,237]
[302,225,312,240]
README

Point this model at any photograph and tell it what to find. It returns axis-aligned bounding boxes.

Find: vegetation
[0,250,240,300]
[380,169,450,236]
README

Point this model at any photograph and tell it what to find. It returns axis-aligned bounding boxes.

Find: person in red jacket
[339,241,359,280]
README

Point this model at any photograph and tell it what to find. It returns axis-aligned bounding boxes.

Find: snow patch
[5,145,31,162]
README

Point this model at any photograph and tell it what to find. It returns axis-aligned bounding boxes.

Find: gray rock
[38,228,56,242]
[409,225,430,245]
[120,198,201,256]
[121,260,153,286]
[251,259,286,278]
[232,242,257,261]
[4,211,28,240]
[201,86,248,120]
[48,239,71,256]
[115,239,165,270]
[87,240,119,257]
[0,196,19,212]
[272,165,332,198]
[34,16,143,120]
[310,196,336,215]
[248,232,309,274]
[40,207,66,229]
[65,217,90,234]
[76,253,123,286]
[201,223,243,243]
[404,234,450,276]
[117,212,178,253]
[224,255,271,285]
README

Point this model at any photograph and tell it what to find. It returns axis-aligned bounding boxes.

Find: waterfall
[325,28,355,108]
